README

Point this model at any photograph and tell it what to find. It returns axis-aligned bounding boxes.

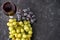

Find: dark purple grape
[23,9,28,12]
[26,17,30,20]
[30,19,34,23]
[32,15,36,18]
[22,16,26,20]
[30,18,36,24]
[24,13,28,16]
[16,8,36,24]
[27,14,31,18]
[29,12,33,15]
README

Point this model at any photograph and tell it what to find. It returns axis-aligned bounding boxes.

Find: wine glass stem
[9,16,13,18]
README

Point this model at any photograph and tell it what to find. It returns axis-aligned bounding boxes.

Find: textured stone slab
[0,0,60,40]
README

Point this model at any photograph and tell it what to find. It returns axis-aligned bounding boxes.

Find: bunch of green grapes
[7,18,33,40]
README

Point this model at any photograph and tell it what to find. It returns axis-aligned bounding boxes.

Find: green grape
[9,31,13,35]
[9,34,14,38]
[16,28,21,33]
[13,19,16,22]
[14,33,18,38]
[13,22,17,25]
[19,21,23,26]
[25,39,28,40]
[7,22,10,26]
[14,25,17,28]
[21,28,24,33]
[27,21,30,24]
[16,38,20,40]
[28,30,32,35]
[7,22,13,27]
[17,33,21,38]
[11,30,16,34]
[12,37,16,40]
[24,25,28,27]
[27,35,32,38]
[27,24,31,27]
[29,38,31,40]
[26,38,30,40]
[17,27,21,29]
[21,38,25,40]
[8,27,14,31]
[9,23,14,27]
[29,27,32,31]
[21,24,24,27]
[9,19,14,22]
[22,34,27,38]
[24,20,30,25]
[24,21,28,25]
[24,25,29,32]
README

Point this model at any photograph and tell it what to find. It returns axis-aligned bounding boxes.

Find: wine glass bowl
[2,2,16,16]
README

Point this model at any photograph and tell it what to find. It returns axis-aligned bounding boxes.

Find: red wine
[3,2,16,16]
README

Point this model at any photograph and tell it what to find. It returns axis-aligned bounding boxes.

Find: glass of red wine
[2,2,16,16]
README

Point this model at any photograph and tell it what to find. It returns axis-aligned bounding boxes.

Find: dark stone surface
[0,0,60,40]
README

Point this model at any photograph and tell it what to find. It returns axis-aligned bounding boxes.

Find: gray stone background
[0,0,60,40]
